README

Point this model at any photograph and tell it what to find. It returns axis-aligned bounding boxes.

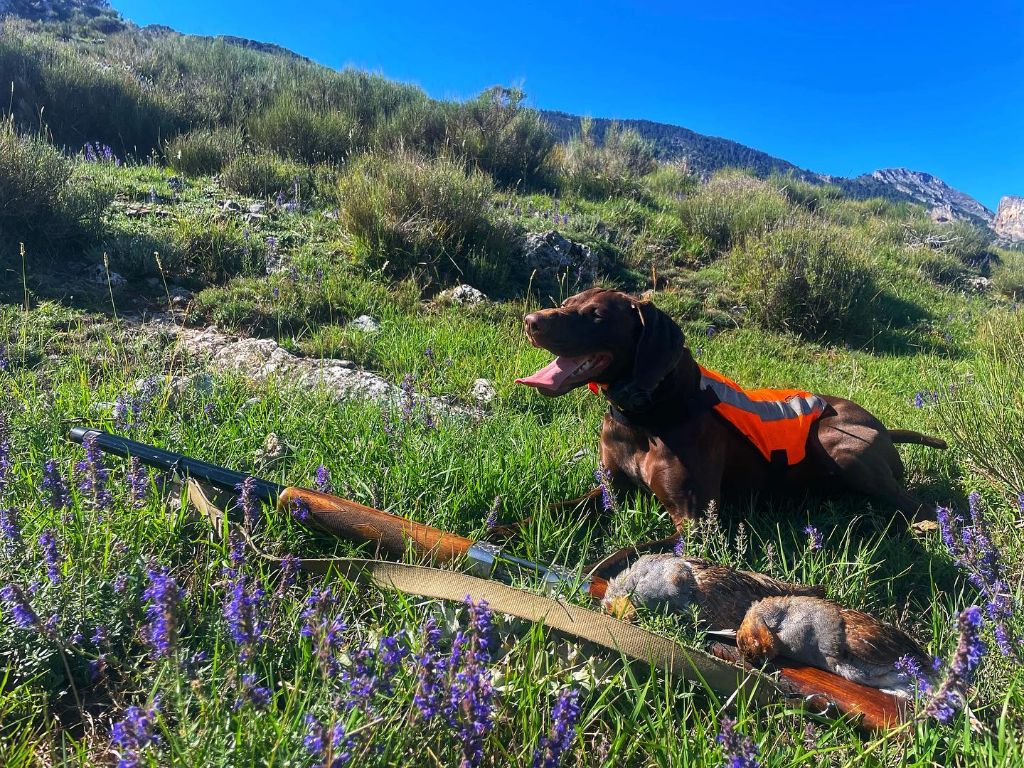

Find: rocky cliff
[835,169,995,227]
[994,196,1024,242]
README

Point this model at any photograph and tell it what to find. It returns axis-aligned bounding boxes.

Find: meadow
[2,11,1024,767]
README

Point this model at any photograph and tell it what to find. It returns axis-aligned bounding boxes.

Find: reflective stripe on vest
[698,366,826,465]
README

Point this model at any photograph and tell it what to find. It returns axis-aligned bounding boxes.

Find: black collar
[605,386,718,428]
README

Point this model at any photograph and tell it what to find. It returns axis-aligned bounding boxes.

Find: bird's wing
[841,608,925,664]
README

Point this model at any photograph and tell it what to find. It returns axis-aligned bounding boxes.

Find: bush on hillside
[676,171,793,254]
[992,250,1024,300]
[558,119,657,199]
[165,127,243,175]
[249,95,362,163]
[0,117,111,253]
[220,150,308,198]
[166,214,266,283]
[446,87,556,189]
[770,175,844,212]
[729,220,875,338]
[335,150,512,285]
[643,161,699,199]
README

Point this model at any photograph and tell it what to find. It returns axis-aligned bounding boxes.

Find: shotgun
[68,426,905,730]
[68,427,607,600]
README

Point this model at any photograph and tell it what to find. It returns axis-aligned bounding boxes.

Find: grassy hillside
[2,8,1024,768]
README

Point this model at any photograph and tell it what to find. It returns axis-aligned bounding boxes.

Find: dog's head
[515,288,686,410]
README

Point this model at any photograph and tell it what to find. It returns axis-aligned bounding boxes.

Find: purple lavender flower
[341,633,409,709]
[234,672,272,711]
[0,411,11,495]
[90,624,109,682]
[0,507,21,551]
[278,553,300,591]
[222,531,267,663]
[803,525,823,552]
[113,572,129,594]
[448,598,496,768]
[937,495,1022,657]
[594,462,616,513]
[127,457,149,508]
[236,476,259,529]
[533,688,582,768]
[304,715,353,767]
[142,565,183,660]
[38,529,62,584]
[400,374,417,423]
[716,716,760,768]
[922,606,986,723]
[315,465,333,494]
[75,434,112,509]
[111,702,161,768]
[41,459,71,510]
[424,347,436,364]
[290,496,311,523]
[485,496,502,531]
[1,583,41,632]
[301,587,347,676]
[413,616,447,721]
[0,345,7,372]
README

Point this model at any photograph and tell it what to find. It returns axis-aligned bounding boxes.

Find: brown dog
[515,288,945,536]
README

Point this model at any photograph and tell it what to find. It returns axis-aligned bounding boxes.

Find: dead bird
[736,595,932,695]
[601,553,824,628]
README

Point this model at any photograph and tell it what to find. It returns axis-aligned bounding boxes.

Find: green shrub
[165,127,242,175]
[0,116,111,253]
[446,87,556,189]
[167,214,265,283]
[643,162,699,199]
[221,150,308,198]
[558,119,657,199]
[676,171,793,254]
[728,220,876,338]
[992,249,1024,300]
[335,150,511,284]
[769,175,843,212]
[249,95,361,163]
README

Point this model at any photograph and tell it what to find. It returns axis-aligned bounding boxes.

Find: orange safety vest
[589,366,827,465]
[697,366,826,465]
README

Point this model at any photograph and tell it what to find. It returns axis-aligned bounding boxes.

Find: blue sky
[116,1,1023,209]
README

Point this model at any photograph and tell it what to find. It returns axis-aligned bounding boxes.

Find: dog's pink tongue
[515,355,587,390]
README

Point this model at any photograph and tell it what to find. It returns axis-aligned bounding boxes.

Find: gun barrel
[69,427,284,504]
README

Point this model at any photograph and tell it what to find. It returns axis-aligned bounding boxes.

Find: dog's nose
[524,312,544,336]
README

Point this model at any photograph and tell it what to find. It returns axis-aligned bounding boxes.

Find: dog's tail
[888,429,948,449]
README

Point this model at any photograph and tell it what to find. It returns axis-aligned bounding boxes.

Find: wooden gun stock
[709,643,905,731]
[278,487,476,564]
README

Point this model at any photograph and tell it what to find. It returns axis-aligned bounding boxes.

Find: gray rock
[169,285,193,308]
[88,264,127,288]
[350,315,381,333]
[519,231,599,284]
[994,196,1024,242]
[439,284,488,305]
[471,378,496,404]
[965,276,993,293]
[221,200,241,212]
[248,202,266,214]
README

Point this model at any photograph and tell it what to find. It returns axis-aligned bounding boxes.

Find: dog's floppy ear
[607,300,685,411]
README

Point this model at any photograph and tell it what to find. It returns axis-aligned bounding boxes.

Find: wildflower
[142,565,183,660]
[706,325,718,339]
[533,688,582,768]
[112,393,142,431]
[222,531,267,663]
[234,672,272,711]
[90,624,109,682]
[41,459,71,510]
[290,496,311,522]
[593,463,616,513]
[413,616,447,721]
[913,392,926,408]
[400,374,417,422]
[448,598,496,768]
[895,652,940,697]
[342,633,409,709]
[304,714,353,767]
[111,702,161,768]
[315,465,333,494]
[278,553,300,591]
[922,606,986,723]
[127,457,149,508]
[0,411,11,495]
[75,433,112,509]
[148,186,157,204]
[803,525,823,552]
[236,476,259,529]
[38,529,62,584]
[716,716,760,768]
[113,572,129,594]
[0,507,21,551]
[485,496,502,530]
[301,587,347,676]
[1,583,41,632]
[937,495,1022,657]
[424,347,436,364]
[0,344,7,371]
